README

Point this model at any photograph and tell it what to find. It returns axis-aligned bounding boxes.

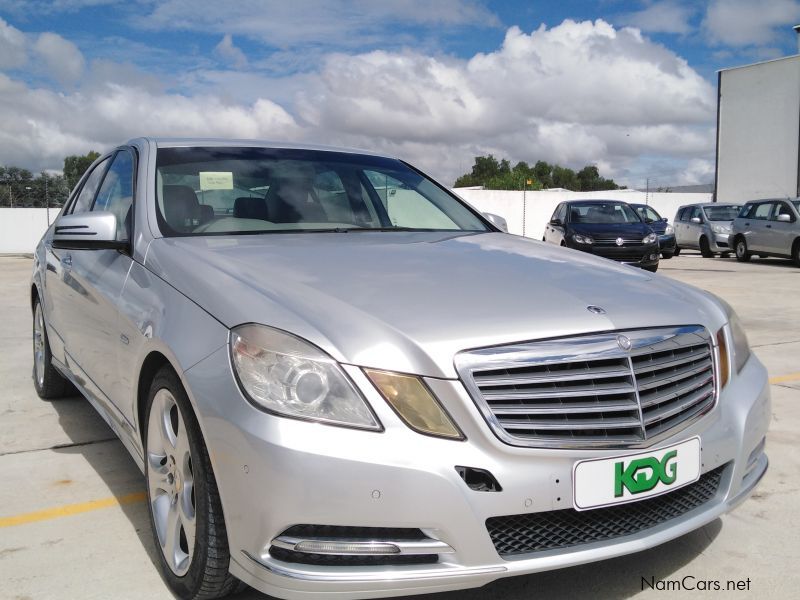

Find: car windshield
[155,147,490,235]
[569,202,640,224]
[703,205,741,221]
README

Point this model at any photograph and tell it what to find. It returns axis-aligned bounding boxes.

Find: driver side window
[92,149,135,241]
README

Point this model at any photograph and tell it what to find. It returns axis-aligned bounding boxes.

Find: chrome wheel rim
[737,241,745,257]
[33,303,45,388]
[147,389,196,576]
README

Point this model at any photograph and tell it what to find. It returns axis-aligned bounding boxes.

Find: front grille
[455,326,716,448]
[487,465,725,557]
[593,235,643,245]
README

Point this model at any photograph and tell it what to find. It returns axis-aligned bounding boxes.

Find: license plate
[572,437,701,511]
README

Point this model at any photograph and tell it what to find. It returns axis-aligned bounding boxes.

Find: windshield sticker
[199,171,233,190]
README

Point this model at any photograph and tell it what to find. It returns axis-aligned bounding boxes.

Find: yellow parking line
[769,372,800,385]
[0,491,146,528]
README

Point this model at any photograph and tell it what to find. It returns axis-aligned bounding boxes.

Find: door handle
[62,253,72,268]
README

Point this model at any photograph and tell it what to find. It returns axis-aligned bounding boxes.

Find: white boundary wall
[0,191,712,253]
[0,208,60,254]
[454,189,712,238]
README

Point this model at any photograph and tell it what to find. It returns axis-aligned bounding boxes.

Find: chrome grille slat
[488,402,639,414]
[481,384,635,401]
[455,326,717,448]
[473,368,632,386]
[497,416,642,431]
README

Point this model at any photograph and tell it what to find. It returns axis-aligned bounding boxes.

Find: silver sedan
[31,138,770,599]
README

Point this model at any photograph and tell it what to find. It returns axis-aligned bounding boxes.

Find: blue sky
[1,1,799,187]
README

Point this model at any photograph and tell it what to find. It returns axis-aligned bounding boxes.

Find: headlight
[712,224,727,234]
[665,224,674,235]
[230,324,381,430]
[642,232,657,244]
[572,233,594,244]
[714,298,751,383]
[364,369,464,440]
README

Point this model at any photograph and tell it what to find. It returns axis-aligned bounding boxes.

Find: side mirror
[777,213,792,223]
[690,217,702,224]
[52,211,127,250]
[483,212,508,232]
[663,217,669,223]
[549,218,562,227]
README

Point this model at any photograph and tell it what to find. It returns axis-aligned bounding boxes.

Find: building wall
[0,209,60,254]
[716,55,800,203]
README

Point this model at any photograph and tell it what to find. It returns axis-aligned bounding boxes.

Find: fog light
[650,253,658,260]
[294,540,401,555]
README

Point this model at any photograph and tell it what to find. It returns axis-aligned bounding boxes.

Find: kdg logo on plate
[573,437,701,510]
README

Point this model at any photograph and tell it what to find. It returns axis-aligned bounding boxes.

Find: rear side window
[738,204,753,218]
[69,158,110,214]
[93,149,135,240]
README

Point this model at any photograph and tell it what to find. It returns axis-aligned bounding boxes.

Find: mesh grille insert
[486,465,724,557]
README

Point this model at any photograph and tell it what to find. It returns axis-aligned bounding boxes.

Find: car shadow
[45,393,162,573]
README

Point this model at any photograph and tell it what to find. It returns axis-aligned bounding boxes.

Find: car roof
[678,202,741,209]
[564,199,629,205]
[125,137,391,158]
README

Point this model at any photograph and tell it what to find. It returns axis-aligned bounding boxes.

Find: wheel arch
[136,350,175,446]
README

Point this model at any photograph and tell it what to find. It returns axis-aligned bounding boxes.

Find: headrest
[163,185,199,232]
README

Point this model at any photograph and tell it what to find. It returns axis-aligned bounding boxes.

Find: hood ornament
[615,237,624,246]
[616,334,632,351]
[586,305,606,315]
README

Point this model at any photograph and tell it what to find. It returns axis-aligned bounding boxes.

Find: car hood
[648,221,669,235]
[144,232,725,378]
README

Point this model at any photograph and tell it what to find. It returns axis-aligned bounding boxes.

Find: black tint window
[70,158,109,214]
[93,150,135,240]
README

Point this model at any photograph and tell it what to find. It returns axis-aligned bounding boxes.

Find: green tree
[63,150,100,192]
[454,156,619,191]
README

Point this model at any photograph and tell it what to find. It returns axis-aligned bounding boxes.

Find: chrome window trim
[455,325,717,450]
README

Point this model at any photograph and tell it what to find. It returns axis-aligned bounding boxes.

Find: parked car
[543,199,660,271]
[32,139,769,600]
[731,198,800,265]
[630,203,676,259]
[673,203,741,258]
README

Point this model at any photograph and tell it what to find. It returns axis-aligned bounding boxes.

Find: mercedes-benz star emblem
[616,334,632,351]
[586,305,606,315]
[615,237,624,246]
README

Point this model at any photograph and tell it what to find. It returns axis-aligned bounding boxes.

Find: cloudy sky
[1,0,799,188]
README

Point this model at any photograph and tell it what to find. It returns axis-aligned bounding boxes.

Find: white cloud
[704,0,800,47]
[297,21,715,182]
[1,19,716,186]
[214,34,248,68]
[33,32,86,85]
[0,17,27,69]
[618,1,695,35]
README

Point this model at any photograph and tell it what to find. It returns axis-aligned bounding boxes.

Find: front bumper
[184,347,770,600]
[710,233,731,252]
[571,243,660,268]
[658,234,676,253]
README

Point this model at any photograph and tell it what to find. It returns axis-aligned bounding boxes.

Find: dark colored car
[631,203,676,259]
[543,200,660,271]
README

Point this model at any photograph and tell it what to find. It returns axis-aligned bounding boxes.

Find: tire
[734,238,751,262]
[673,246,681,256]
[144,366,242,600]
[792,240,800,267]
[699,237,714,258]
[32,297,74,399]
[661,252,673,259]
[560,241,566,247]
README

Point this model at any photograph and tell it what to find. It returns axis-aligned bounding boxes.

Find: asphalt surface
[1,253,798,600]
